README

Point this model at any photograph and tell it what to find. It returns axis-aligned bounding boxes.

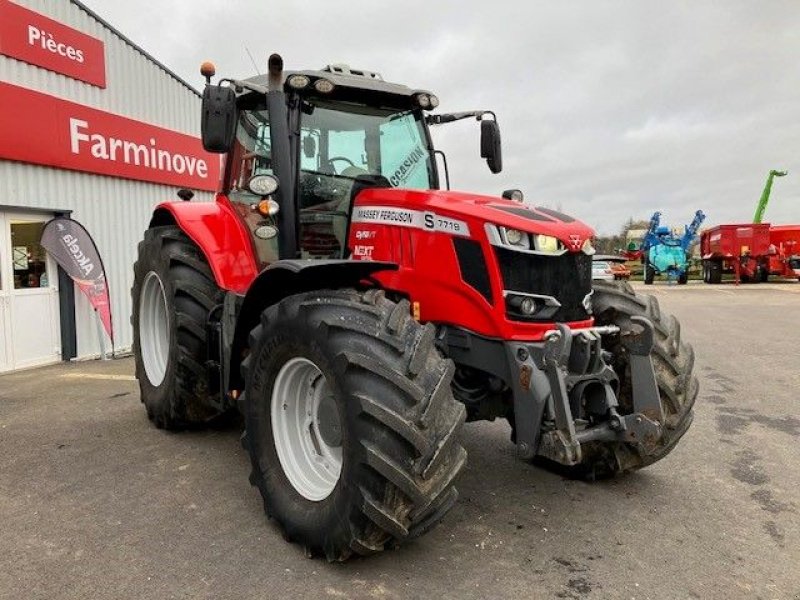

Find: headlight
[519,297,537,315]
[582,238,596,255]
[505,228,526,246]
[534,235,560,253]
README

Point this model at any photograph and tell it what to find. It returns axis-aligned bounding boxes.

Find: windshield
[299,101,435,189]
[224,95,436,264]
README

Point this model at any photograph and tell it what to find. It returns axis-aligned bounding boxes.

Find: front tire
[132,226,225,429]
[241,289,466,561]
[565,281,698,478]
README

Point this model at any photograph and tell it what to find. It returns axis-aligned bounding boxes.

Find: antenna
[244,46,261,75]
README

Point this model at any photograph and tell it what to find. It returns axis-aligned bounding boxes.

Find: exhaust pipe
[266,53,298,259]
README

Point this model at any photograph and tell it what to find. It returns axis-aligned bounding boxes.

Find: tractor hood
[353,188,596,248]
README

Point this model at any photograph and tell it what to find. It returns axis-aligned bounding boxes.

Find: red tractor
[132,54,698,560]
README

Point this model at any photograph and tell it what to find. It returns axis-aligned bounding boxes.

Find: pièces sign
[0,0,106,88]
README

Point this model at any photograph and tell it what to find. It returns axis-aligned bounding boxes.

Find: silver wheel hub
[139,271,170,386]
[271,357,343,501]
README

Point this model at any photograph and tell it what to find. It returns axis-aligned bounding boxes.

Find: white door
[0,213,11,373]
[0,212,61,371]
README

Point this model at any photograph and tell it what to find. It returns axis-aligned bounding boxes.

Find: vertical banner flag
[40,217,114,347]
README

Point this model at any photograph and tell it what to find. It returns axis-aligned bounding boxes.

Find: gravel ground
[1,280,798,600]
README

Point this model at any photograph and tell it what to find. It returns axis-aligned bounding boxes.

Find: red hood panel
[354,188,596,244]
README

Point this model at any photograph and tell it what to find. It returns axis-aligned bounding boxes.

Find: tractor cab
[200,57,501,268]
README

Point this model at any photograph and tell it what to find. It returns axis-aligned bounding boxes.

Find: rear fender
[149,198,258,293]
[227,260,398,391]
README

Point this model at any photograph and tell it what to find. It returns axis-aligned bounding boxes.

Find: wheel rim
[139,271,170,386]
[271,357,343,501]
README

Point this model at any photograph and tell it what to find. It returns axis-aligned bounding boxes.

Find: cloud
[81,0,800,234]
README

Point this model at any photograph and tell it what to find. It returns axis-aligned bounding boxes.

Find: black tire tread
[572,280,698,477]
[242,289,466,561]
[131,226,224,429]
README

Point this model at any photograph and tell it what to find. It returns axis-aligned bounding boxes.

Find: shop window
[10,221,48,289]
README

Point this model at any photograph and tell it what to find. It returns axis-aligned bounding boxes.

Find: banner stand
[94,308,108,360]
[40,217,116,361]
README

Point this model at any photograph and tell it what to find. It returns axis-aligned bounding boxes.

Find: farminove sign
[0,82,220,191]
[0,0,106,88]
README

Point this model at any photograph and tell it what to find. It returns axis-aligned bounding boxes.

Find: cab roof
[242,64,434,99]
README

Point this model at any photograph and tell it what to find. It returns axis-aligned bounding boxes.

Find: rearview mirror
[201,85,237,153]
[480,119,502,174]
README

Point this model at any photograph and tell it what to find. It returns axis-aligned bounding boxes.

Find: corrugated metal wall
[0,0,214,358]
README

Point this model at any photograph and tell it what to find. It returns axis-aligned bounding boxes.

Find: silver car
[592,260,615,281]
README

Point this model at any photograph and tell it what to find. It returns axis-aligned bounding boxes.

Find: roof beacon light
[200,61,216,84]
[416,93,431,109]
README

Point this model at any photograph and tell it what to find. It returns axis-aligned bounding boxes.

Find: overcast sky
[82,0,800,234]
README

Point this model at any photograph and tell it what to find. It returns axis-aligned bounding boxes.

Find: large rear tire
[561,281,698,479]
[241,289,466,561]
[132,226,225,429]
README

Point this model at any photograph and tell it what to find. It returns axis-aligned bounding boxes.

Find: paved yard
[1,281,798,599]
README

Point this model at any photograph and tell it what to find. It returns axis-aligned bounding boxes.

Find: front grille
[494,248,592,322]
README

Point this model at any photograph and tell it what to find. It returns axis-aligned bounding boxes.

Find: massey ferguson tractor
[132,54,698,561]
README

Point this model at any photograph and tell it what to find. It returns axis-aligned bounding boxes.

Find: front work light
[314,78,335,93]
[502,189,524,203]
[287,74,310,89]
[248,173,279,196]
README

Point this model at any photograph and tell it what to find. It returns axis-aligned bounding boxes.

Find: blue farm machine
[640,210,706,284]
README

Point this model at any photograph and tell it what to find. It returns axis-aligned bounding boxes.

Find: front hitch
[506,319,664,465]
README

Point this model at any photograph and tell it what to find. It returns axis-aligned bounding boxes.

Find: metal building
[0,0,217,372]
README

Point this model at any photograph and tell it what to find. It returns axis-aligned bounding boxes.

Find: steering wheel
[325,156,356,174]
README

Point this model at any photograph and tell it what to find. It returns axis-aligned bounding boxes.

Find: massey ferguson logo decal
[568,234,583,250]
[352,206,471,237]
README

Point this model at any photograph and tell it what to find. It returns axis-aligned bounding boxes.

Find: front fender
[228,259,398,390]
[150,197,258,293]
